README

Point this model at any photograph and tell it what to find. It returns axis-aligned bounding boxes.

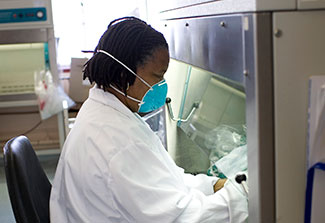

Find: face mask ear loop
[97,50,151,88]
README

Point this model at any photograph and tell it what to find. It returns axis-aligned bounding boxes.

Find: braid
[83,16,168,93]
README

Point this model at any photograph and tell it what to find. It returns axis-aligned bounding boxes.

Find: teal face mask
[98,50,168,113]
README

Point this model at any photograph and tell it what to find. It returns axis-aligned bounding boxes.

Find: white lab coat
[50,86,248,223]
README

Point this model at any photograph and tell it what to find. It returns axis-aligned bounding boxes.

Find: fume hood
[145,0,325,222]
[0,0,65,150]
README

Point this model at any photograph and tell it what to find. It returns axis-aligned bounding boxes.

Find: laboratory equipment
[144,0,325,222]
[235,174,249,197]
[0,0,65,150]
[165,97,199,123]
[69,58,91,103]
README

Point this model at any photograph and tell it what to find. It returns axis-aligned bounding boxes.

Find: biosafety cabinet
[145,0,325,222]
[0,0,65,150]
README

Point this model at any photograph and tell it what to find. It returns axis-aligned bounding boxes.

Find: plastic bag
[205,124,246,163]
[34,69,75,120]
[210,145,247,178]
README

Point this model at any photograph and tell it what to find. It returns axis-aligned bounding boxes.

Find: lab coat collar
[88,85,136,119]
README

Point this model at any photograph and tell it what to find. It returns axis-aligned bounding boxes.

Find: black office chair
[3,135,51,223]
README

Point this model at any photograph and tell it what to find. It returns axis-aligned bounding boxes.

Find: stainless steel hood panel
[158,0,296,20]
[160,15,245,85]
[158,0,214,12]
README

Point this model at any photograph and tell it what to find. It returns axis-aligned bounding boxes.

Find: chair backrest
[3,135,51,223]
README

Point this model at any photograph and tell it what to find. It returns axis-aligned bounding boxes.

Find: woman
[50,17,248,222]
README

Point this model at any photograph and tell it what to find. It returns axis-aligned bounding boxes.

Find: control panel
[0,8,47,24]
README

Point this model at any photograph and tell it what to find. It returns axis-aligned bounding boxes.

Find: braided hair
[83,17,169,93]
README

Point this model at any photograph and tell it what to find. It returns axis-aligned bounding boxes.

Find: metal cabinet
[158,13,275,222]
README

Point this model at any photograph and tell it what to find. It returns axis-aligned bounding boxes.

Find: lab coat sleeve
[108,142,248,223]
[182,172,219,195]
